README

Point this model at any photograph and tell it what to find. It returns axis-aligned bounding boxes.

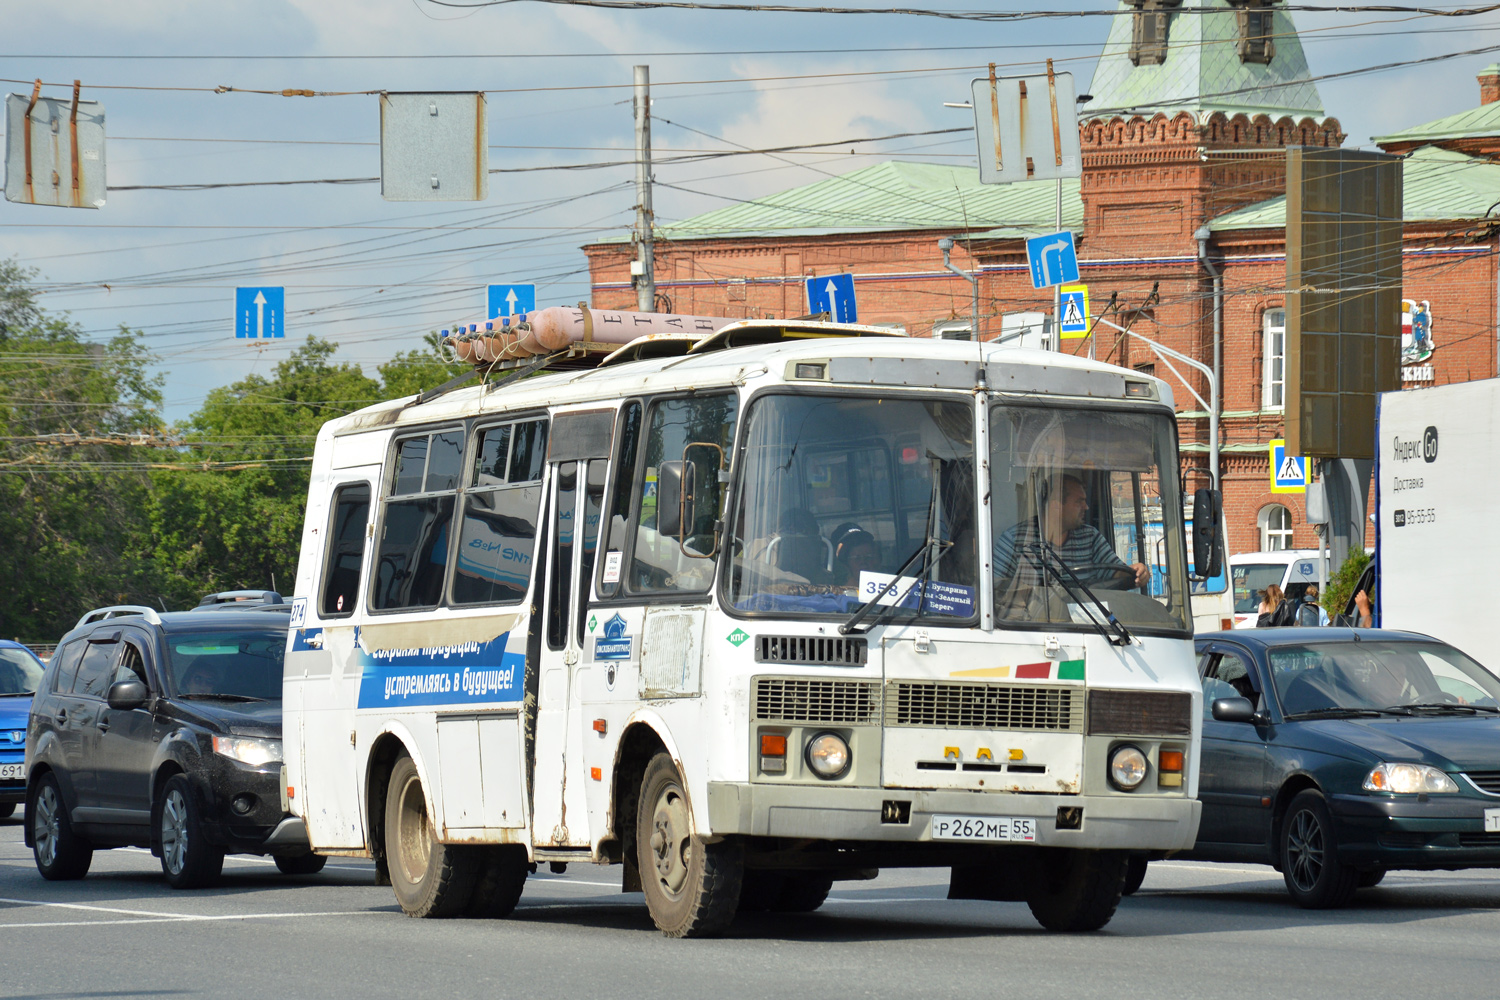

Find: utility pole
[633,65,656,313]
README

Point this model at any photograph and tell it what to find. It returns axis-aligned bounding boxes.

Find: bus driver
[994,473,1149,590]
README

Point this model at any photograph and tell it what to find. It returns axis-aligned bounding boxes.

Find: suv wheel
[32,773,92,880]
[157,774,225,889]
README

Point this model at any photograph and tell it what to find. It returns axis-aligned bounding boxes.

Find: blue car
[1174,628,1500,908]
[1,640,47,818]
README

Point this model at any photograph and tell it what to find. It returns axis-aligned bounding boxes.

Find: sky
[3,0,1499,424]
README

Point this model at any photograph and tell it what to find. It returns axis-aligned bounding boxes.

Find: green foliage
[1,262,470,644]
[1323,547,1372,618]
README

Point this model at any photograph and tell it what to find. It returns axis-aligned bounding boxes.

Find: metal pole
[1053,176,1062,351]
[1197,231,1223,491]
[633,65,656,313]
[939,238,980,340]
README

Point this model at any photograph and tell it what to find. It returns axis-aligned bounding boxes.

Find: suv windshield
[166,631,286,701]
[0,647,45,696]
[1270,640,1500,715]
[990,404,1188,633]
[725,392,977,622]
[1232,562,1285,613]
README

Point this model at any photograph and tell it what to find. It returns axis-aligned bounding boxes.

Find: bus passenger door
[531,459,594,848]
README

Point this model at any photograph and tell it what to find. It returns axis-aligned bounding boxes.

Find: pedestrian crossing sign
[1269,438,1307,493]
[1059,284,1090,338]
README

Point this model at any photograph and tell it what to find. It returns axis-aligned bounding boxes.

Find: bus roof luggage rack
[685,319,906,355]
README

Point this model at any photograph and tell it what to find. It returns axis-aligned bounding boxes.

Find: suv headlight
[212,735,283,767]
[1363,762,1458,794]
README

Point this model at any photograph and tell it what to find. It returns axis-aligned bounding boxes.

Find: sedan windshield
[166,631,286,701]
[0,647,45,696]
[725,393,977,622]
[990,404,1188,633]
[1270,641,1500,716]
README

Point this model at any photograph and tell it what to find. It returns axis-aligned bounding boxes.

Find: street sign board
[236,287,285,339]
[488,283,535,319]
[4,90,106,208]
[1059,284,1090,337]
[1026,231,1079,290]
[1269,438,1307,493]
[380,92,488,202]
[805,273,857,323]
[970,66,1080,186]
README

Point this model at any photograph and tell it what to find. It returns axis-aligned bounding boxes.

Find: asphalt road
[2,814,1498,1000]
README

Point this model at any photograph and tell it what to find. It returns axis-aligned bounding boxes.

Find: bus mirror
[1191,487,1223,580]
[657,460,693,538]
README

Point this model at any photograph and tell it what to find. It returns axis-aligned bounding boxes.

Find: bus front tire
[1023,848,1127,932]
[385,756,477,918]
[636,752,742,937]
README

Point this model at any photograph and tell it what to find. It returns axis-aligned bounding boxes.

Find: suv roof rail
[76,605,163,630]
[193,590,285,610]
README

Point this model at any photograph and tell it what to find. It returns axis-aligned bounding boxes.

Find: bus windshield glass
[990,404,1189,633]
[726,393,978,622]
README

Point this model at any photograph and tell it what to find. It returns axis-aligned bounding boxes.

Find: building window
[934,320,972,341]
[1230,0,1278,65]
[1258,504,1294,551]
[1262,308,1286,411]
[1127,0,1181,66]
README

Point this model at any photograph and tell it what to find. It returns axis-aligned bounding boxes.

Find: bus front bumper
[706,781,1200,851]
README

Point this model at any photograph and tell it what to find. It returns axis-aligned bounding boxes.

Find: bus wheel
[1122,854,1149,896]
[772,872,833,913]
[466,845,529,918]
[385,756,477,918]
[1023,848,1126,932]
[636,752,743,937]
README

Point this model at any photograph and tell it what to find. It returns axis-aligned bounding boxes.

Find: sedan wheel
[1280,789,1357,909]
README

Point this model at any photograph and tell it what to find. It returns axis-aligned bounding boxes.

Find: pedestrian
[1296,584,1330,626]
[1257,584,1294,627]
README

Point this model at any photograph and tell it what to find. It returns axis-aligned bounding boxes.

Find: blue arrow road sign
[236,287,284,338]
[488,283,536,319]
[1026,231,1080,290]
[805,273,858,323]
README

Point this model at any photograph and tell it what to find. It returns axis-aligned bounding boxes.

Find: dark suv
[24,603,321,887]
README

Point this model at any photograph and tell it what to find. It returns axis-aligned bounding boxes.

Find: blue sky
[3,1,1498,423]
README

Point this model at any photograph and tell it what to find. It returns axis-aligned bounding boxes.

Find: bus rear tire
[637,752,742,937]
[1023,848,1127,932]
[385,756,477,918]
[466,845,529,918]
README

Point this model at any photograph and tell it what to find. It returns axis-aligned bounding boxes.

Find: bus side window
[596,401,642,600]
[372,428,464,612]
[452,419,546,607]
[576,460,607,645]
[627,393,738,596]
[547,462,579,651]
[321,483,371,618]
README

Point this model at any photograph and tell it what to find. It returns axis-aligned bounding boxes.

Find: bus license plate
[931,815,1036,843]
[0,763,23,781]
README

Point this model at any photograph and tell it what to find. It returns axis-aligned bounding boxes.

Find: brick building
[583,1,1500,561]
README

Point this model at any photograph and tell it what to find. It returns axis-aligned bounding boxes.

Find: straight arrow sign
[235,286,285,338]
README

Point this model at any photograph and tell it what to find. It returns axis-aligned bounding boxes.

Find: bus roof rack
[598,333,706,367]
[76,605,163,630]
[685,319,906,355]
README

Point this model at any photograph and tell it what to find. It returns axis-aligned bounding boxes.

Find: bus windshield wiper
[1022,542,1134,647]
[838,537,952,636]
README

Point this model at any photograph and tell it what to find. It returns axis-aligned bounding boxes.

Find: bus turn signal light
[760,733,787,773]
[1158,749,1184,787]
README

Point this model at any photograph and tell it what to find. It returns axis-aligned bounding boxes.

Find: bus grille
[884,682,1081,732]
[755,634,867,667]
[1086,690,1193,736]
[753,677,880,724]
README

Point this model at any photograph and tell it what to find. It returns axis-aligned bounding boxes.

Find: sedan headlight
[1363,762,1458,794]
[212,735,283,767]
[805,732,851,779]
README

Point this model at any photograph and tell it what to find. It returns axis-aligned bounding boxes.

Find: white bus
[283,316,1208,936]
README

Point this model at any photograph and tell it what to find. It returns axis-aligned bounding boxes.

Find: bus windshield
[990,404,1189,633]
[725,392,978,622]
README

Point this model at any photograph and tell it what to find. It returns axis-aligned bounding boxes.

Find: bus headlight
[1109,745,1148,790]
[805,732,851,779]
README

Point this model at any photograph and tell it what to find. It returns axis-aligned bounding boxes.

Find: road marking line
[0,896,193,918]
[0,910,382,929]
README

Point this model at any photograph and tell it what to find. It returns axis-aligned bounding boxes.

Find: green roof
[1082,0,1323,121]
[643,160,1082,242]
[1373,90,1500,146]
[1209,145,1500,231]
